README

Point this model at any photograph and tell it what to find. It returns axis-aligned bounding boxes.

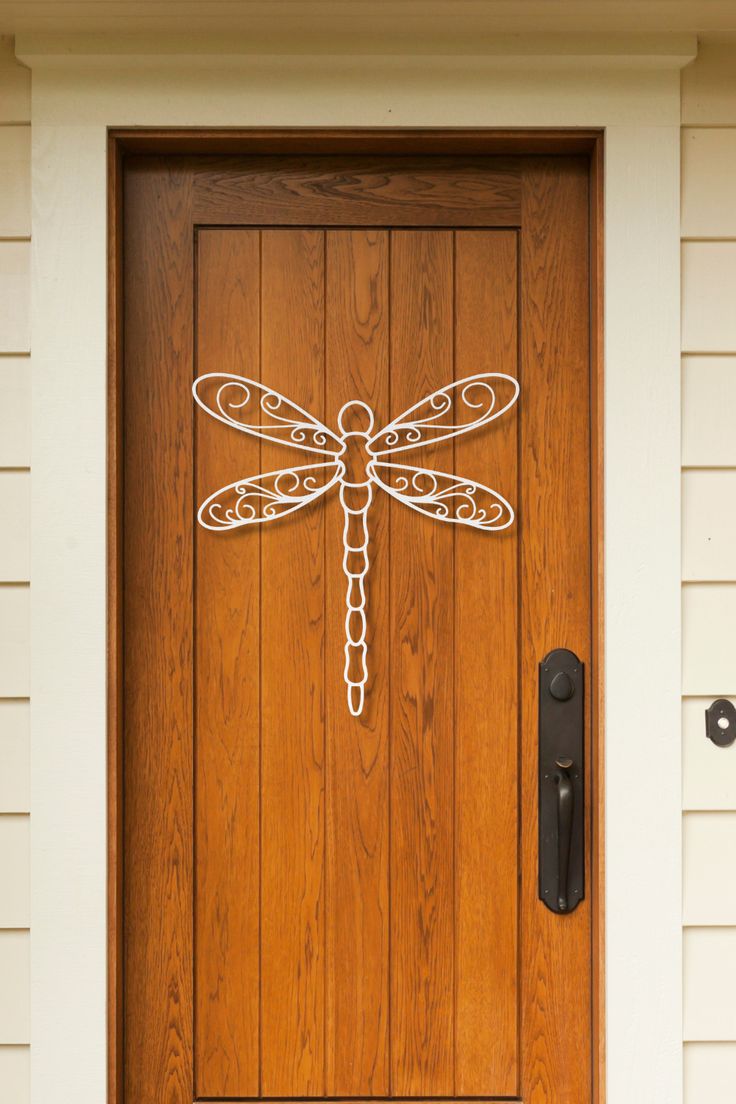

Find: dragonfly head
[337,400,374,439]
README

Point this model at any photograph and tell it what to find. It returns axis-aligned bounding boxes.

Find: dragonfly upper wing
[198,461,342,531]
[368,373,519,456]
[193,373,343,456]
[370,461,514,530]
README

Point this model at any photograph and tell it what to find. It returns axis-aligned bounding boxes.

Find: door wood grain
[389,230,456,1095]
[123,162,195,1103]
[454,229,519,1095]
[324,230,391,1096]
[118,148,597,1104]
[260,229,327,1096]
[519,158,592,1101]
[195,230,262,1097]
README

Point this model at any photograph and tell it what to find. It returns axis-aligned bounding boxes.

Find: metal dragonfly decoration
[193,371,519,717]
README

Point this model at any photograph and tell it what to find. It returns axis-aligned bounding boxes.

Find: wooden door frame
[107,127,605,1104]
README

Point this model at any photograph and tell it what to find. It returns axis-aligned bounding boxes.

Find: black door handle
[554,757,574,912]
[539,649,585,915]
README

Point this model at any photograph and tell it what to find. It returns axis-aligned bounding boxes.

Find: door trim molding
[25,53,685,1104]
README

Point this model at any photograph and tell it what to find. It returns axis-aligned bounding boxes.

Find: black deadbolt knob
[549,671,574,702]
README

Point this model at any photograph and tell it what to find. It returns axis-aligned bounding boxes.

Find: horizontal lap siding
[0,37,31,1104]
[685,1042,736,1104]
[682,51,736,1097]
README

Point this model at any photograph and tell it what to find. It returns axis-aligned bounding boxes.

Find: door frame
[107,126,604,1103]
[23,41,687,1104]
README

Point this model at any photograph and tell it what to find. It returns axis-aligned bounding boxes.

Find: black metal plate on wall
[539,648,585,915]
[705,699,736,748]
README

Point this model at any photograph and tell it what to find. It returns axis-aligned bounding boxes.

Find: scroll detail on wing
[369,461,514,530]
[368,372,519,456]
[197,462,343,530]
[193,373,344,456]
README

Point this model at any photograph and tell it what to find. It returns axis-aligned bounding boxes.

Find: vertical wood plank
[195,230,261,1096]
[454,230,519,1095]
[325,230,390,1095]
[123,162,194,1103]
[519,159,592,1101]
[390,230,455,1095]
[260,229,326,1096]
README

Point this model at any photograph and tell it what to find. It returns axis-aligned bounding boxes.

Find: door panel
[324,229,391,1097]
[519,163,592,1100]
[259,228,328,1096]
[389,230,456,1095]
[121,153,593,1103]
[454,230,519,1095]
[196,230,261,1095]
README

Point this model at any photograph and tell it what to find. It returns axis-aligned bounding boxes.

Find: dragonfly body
[193,372,519,717]
[334,401,377,716]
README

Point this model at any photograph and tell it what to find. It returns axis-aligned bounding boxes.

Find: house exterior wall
[0,35,30,1104]
[681,39,736,1104]
[0,30,701,1104]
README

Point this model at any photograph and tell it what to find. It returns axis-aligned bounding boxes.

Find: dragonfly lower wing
[369,460,514,530]
[198,461,343,530]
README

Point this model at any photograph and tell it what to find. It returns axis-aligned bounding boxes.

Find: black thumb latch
[705,699,736,748]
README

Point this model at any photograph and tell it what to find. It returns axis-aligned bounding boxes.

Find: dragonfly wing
[368,372,519,456]
[370,461,514,530]
[198,461,343,531]
[193,373,344,456]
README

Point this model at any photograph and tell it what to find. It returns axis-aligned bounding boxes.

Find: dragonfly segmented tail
[339,481,373,718]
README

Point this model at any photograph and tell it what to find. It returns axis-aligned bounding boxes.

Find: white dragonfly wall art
[193,371,520,718]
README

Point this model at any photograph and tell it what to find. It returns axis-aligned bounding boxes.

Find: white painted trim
[24,47,688,1104]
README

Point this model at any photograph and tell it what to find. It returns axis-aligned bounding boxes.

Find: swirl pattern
[193,371,519,715]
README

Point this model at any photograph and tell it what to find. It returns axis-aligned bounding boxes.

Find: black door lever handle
[538,649,585,914]
[554,757,574,912]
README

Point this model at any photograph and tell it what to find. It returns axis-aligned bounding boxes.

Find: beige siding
[682,584,736,695]
[682,128,736,238]
[682,44,736,1099]
[0,817,29,928]
[0,243,30,354]
[684,814,736,924]
[0,127,30,238]
[0,359,30,468]
[0,1046,29,1103]
[685,1043,736,1102]
[0,932,29,1044]
[682,242,736,352]
[0,473,29,582]
[682,470,736,580]
[0,701,29,813]
[685,928,736,1040]
[682,357,736,467]
[0,589,29,697]
[0,38,30,1104]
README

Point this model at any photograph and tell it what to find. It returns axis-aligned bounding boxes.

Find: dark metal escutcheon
[705,699,736,748]
[539,648,585,915]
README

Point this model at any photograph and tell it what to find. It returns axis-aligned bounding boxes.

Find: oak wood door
[120,150,594,1103]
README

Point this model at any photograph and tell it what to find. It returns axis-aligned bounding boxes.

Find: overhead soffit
[0,1,735,42]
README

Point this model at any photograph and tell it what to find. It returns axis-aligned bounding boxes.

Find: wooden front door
[117,139,596,1103]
